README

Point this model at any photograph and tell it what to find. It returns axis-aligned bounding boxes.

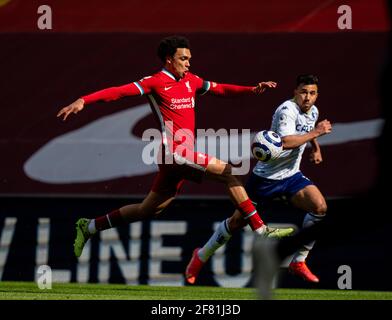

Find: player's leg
[175,153,251,282]
[186,206,294,284]
[174,152,265,232]
[198,158,298,260]
[205,157,294,237]
[74,169,180,258]
[198,210,246,262]
[74,191,176,258]
[185,210,245,284]
[171,151,263,231]
[185,165,294,284]
[195,198,294,264]
[291,184,327,260]
[94,191,176,230]
[204,157,267,233]
[288,184,327,282]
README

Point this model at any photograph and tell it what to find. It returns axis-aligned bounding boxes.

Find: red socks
[238,199,264,231]
[95,209,124,231]
[94,202,262,233]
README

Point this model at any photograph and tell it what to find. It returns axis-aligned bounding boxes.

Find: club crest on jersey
[306,117,314,124]
[279,114,287,121]
[185,81,192,92]
[279,113,288,126]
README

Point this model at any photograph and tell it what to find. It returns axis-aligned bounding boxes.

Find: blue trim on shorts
[245,171,314,204]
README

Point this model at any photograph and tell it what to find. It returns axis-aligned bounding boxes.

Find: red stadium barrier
[0,0,389,32]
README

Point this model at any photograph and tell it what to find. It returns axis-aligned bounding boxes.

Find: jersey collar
[161,68,179,81]
[292,98,313,115]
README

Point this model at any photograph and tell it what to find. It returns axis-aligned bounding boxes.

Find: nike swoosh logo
[23,108,384,184]
[164,86,172,91]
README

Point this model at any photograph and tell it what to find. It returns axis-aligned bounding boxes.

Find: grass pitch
[1,282,392,300]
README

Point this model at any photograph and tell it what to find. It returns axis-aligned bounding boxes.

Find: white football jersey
[253,99,319,180]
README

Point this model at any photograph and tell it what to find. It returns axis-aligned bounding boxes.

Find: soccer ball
[251,130,283,162]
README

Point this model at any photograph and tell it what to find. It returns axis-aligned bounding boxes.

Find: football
[251,130,283,162]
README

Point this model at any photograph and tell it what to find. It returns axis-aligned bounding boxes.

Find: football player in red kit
[57,35,293,259]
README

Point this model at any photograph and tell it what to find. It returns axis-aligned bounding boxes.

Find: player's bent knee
[222,163,233,174]
[213,163,233,179]
[314,202,327,215]
[210,164,236,183]
[222,165,242,185]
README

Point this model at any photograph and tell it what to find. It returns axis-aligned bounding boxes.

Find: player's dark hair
[157,35,190,62]
[296,74,319,87]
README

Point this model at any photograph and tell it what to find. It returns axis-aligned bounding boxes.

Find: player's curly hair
[296,74,319,87]
[157,35,190,62]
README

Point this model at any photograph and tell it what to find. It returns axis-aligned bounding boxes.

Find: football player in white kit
[185,74,332,284]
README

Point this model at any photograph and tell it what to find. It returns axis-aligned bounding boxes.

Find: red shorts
[151,150,213,195]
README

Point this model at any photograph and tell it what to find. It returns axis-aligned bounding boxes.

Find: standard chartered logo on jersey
[169,97,195,110]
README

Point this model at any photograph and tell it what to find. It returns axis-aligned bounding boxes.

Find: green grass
[0,282,391,300]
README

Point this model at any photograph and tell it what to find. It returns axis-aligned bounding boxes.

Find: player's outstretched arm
[253,81,277,94]
[57,98,85,121]
[206,81,277,97]
[56,82,146,121]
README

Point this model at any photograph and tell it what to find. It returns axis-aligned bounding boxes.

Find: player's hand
[253,81,277,94]
[57,98,85,121]
[310,150,323,164]
[315,119,332,136]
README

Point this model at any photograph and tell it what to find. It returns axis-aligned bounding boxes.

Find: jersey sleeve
[189,74,208,95]
[82,83,142,104]
[81,75,162,105]
[198,81,254,96]
[198,80,210,95]
[275,105,297,137]
[136,75,161,95]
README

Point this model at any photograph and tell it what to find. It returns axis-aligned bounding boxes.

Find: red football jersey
[82,68,254,153]
[133,69,209,151]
